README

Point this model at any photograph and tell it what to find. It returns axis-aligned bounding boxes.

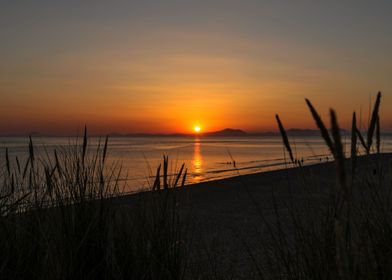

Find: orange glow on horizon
[1,2,391,136]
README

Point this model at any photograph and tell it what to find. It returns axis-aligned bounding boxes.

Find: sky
[0,0,391,135]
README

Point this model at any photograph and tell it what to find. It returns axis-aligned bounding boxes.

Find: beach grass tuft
[255,92,392,279]
[0,133,187,279]
[366,91,381,154]
[305,98,334,153]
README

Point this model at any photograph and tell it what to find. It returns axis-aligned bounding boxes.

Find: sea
[1,135,392,193]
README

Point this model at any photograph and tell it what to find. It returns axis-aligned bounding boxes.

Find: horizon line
[1,127,391,138]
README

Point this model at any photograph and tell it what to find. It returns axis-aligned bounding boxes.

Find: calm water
[1,136,392,193]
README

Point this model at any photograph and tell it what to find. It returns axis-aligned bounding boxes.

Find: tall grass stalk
[257,93,392,279]
[377,115,381,154]
[0,133,187,279]
[305,98,334,153]
[153,157,187,191]
[351,112,357,183]
[366,92,381,154]
[276,114,294,163]
[356,127,367,153]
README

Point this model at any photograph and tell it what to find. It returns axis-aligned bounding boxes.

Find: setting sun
[194,126,201,133]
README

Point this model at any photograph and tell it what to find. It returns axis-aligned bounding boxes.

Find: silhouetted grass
[305,98,334,153]
[256,91,392,279]
[0,130,188,279]
[276,114,294,163]
[377,114,381,154]
[351,112,357,183]
[367,92,381,154]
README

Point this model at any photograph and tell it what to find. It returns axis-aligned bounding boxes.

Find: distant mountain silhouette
[107,128,350,138]
[205,128,349,137]
[204,128,248,137]
[252,128,349,137]
[0,127,363,137]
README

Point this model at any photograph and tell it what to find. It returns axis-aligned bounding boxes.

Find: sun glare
[194,126,201,133]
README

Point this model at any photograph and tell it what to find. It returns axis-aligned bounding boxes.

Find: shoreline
[118,152,392,201]
[117,153,392,208]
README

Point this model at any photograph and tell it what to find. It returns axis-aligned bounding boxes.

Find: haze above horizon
[1,1,391,135]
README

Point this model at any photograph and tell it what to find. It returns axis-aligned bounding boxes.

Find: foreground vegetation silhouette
[0,128,187,279]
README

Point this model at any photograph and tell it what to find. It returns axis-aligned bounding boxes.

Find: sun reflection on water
[191,138,203,182]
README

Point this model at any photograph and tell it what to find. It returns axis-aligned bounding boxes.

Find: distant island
[108,128,350,138]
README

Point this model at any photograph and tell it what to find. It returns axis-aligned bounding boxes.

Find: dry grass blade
[366,91,381,154]
[351,112,357,182]
[15,156,21,174]
[305,99,334,154]
[11,174,15,193]
[376,115,380,154]
[44,166,53,194]
[29,136,35,167]
[22,157,30,179]
[82,126,88,164]
[275,114,294,163]
[102,135,109,163]
[163,155,169,189]
[330,109,346,188]
[181,168,187,187]
[153,164,161,190]
[5,148,10,175]
[54,149,63,178]
[355,128,367,152]
[330,109,349,278]
[173,163,185,188]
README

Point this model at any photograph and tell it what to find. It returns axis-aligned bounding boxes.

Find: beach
[115,153,392,278]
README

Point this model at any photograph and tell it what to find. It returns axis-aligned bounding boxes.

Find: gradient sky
[1,0,391,135]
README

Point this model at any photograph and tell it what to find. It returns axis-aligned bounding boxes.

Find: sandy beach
[116,153,392,278]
